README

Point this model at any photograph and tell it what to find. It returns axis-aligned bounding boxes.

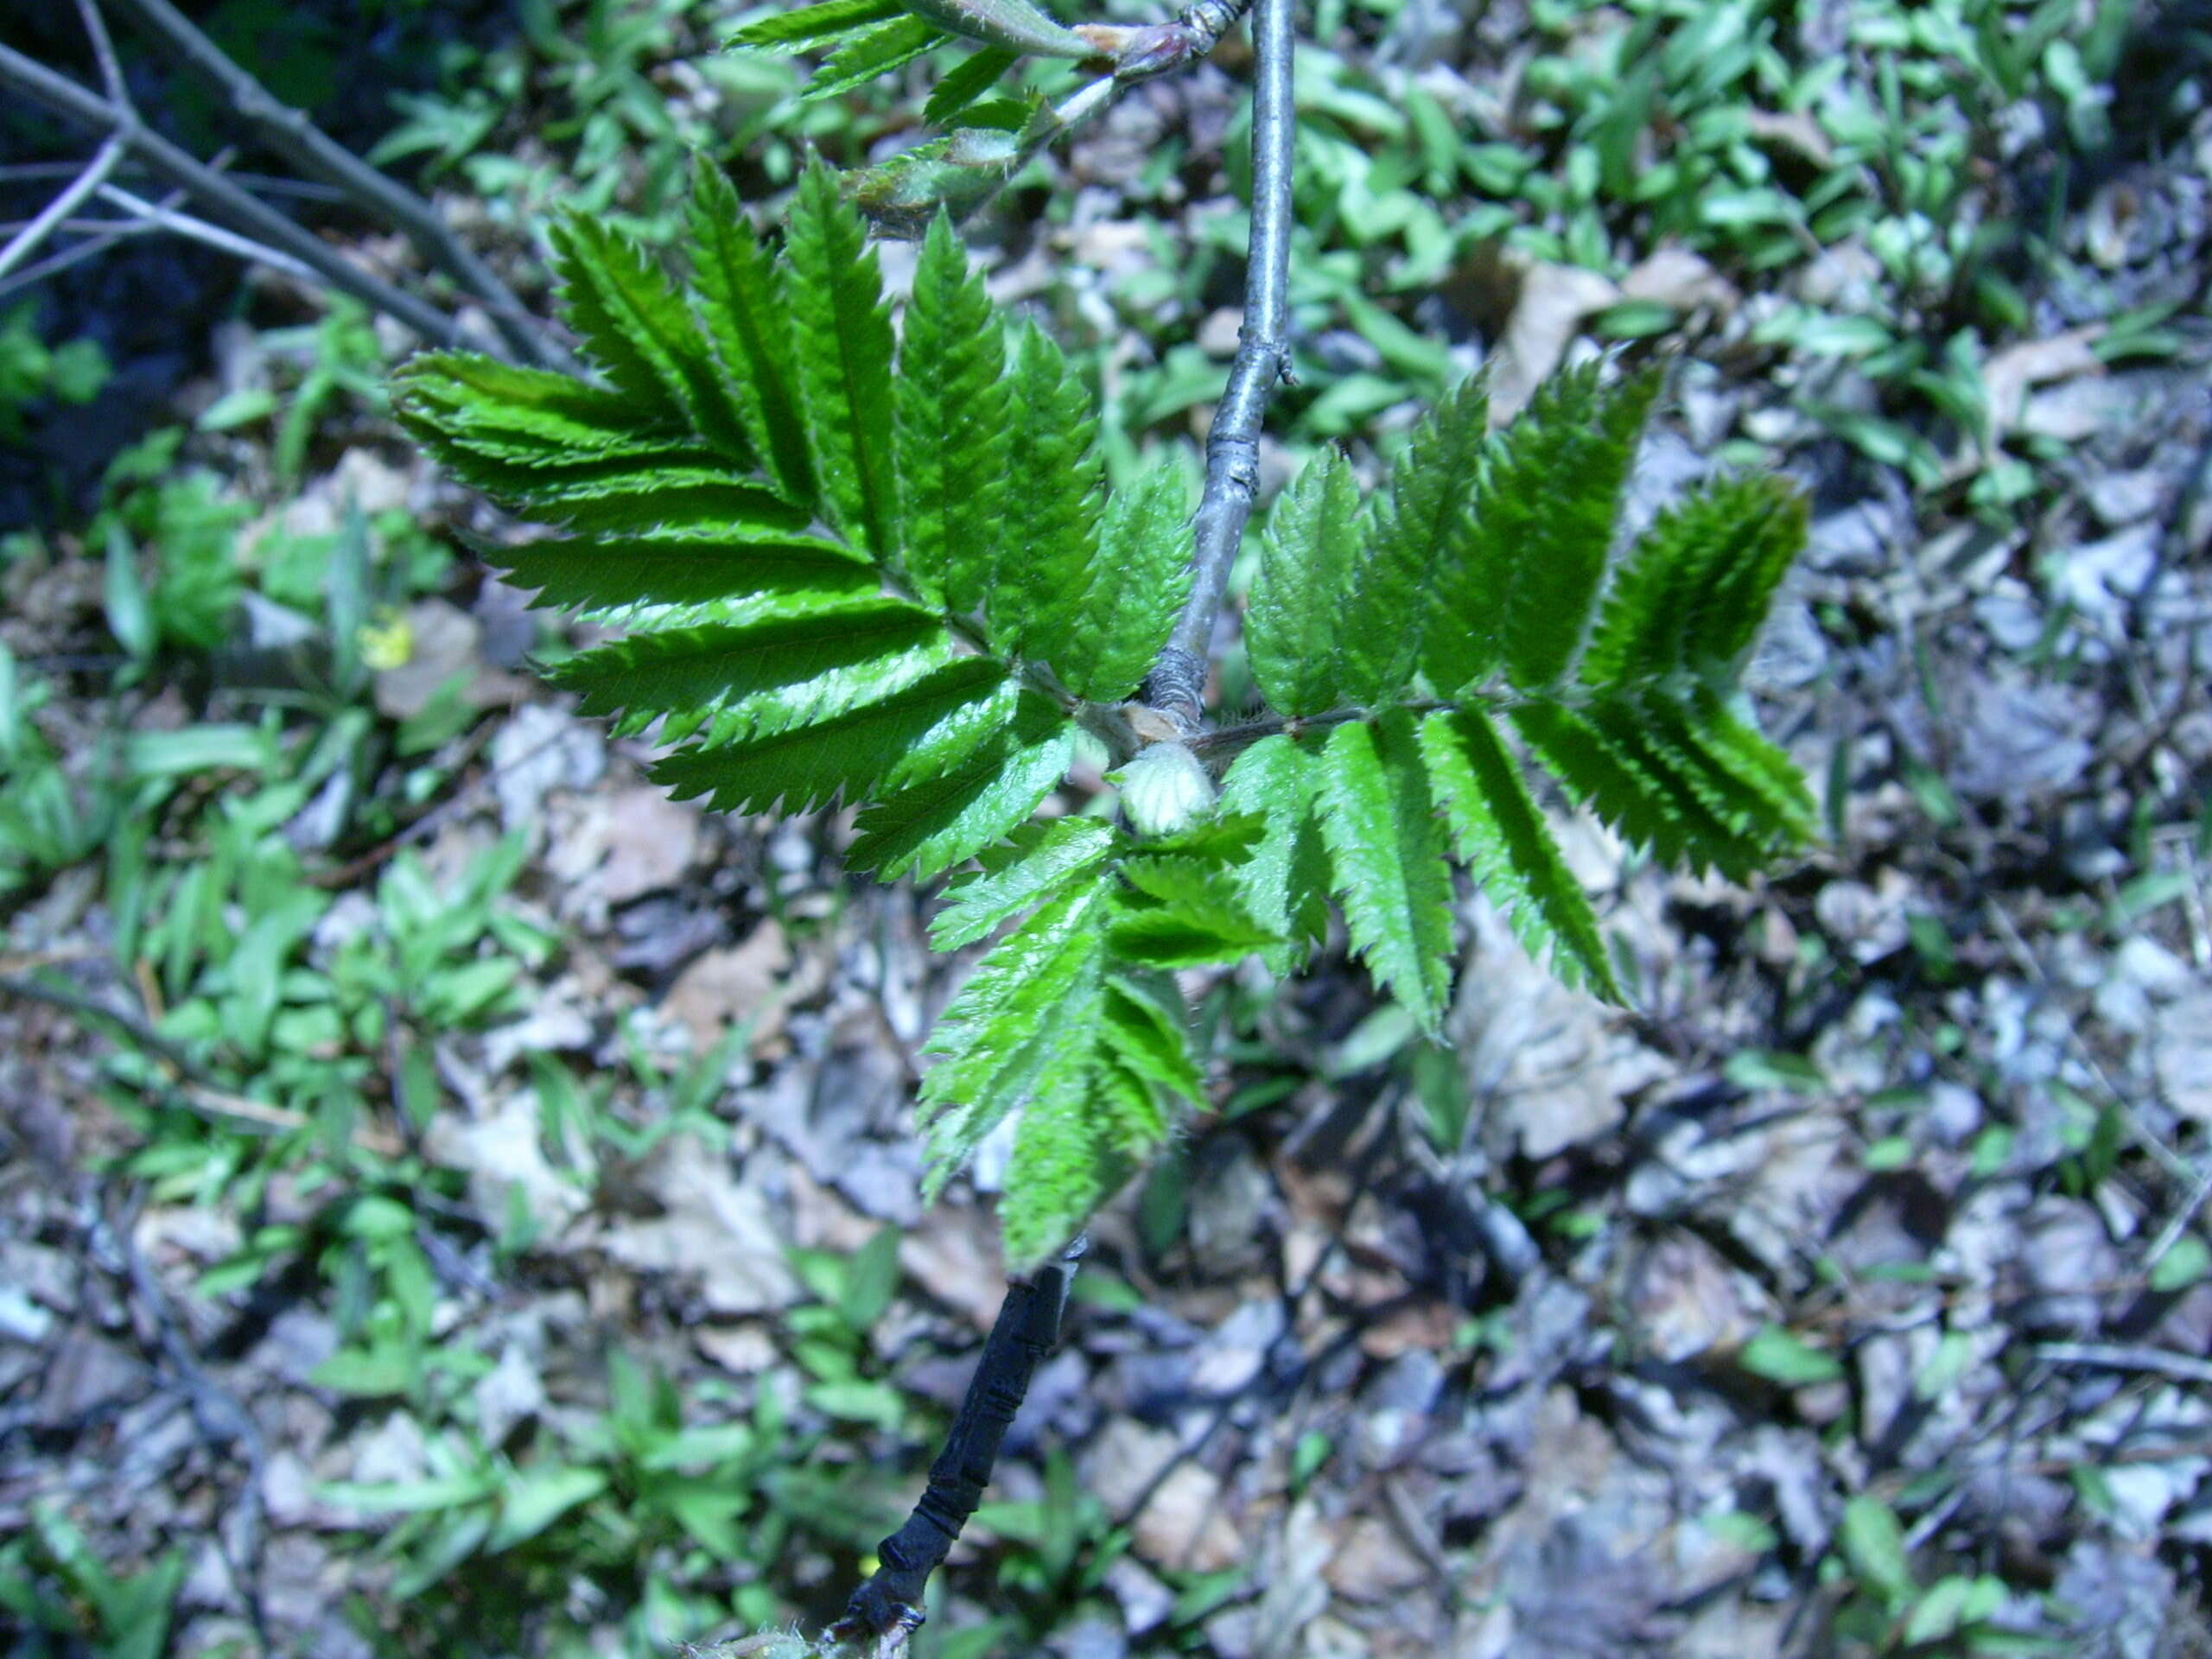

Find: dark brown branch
[830,1237,1085,1649]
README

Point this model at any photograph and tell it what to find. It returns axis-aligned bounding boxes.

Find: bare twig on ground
[2033,1340,2212,1389]
[99,0,569,370]
[0,1,553,360]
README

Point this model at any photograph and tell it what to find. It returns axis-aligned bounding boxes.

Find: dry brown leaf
[1322,1515,1432,1601]
[1984,326,2106,443]
[587,1132,801,1315]
[1618,246,1738,316]
[372,600,524,721]
[592,785,703,906]
[1487,257,1621,427]
[1089,1420,1246,1572]
[664,922,793,1056]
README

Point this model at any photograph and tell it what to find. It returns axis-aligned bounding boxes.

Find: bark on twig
[830,1238,1085,1647]
[1142,0,1296,732]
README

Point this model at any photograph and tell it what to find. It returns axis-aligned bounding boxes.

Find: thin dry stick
[0,41,474,351]
[0,169,194,303]
[0,133,125,278]
[99,0,569,371]
[1142,0,1296,730]
[2032,1340,2212,1389]
[92,181,323,282]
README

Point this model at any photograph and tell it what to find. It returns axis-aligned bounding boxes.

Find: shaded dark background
[0,0,519,532]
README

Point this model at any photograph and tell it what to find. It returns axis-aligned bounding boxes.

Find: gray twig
[2032,1340,2212,1389]
[1142,0,1296,731]
[99,0,570,370]
[0,39,477,353]
[92,181,323,281]
[0,132,126,279]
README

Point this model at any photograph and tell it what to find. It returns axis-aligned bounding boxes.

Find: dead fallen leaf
[664,923,794,1056]
[372,600,524,720]
[1745,107,1835,168]
[1322,1514,1432,1601]
[2154,990,2212,1122]
[1088,1419,1246,1572]
[593,785,704,906]
[1358,1299,1458,1360]
[586,1132,801,1316]
[1618,246,1738,317]
[1983,327,2106,444]
[1487,257,1621,427]
[423,1088,590,1237]
[899,1202,1005,1332]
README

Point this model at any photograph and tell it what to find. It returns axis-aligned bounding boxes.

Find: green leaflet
[1417,707,1620,1001]
[1440,361,1661,694]
[785,161,902,562]
[1057,462,1192,702]
[931,817,1118,949]
[1581,474,1808,688]
[1217,734,1332,971]
[923,45,1020,124]
[652,658,1014,816]
[687,162,815,504]
[1247,449,1362,718]
[995,321,1103,666]
[551,597,950,741]
[497,472,812,542]
[725,0,909,50]
[900,0,1094,59]
[1349,374,1488,703]
[1098,973,1204,1108]
[918,884,1110,1192]
[847,692,1075,879]
[484,531,874,617]
[1109,853,1281,969]
[550,219,747,459]
[394,352,680,458]
[1315,712,1457,1035]
[999,1069,1129,1271]
[896,215,1009,613]
[847,103,1055,239]
[1510,689,1810,881]
[804,15,950,102]
[947,963,1195,1272]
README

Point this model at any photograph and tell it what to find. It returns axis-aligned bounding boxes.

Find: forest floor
[3,0,2211,1656]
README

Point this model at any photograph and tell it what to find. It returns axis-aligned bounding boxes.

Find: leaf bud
[1112,741,1216,836]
